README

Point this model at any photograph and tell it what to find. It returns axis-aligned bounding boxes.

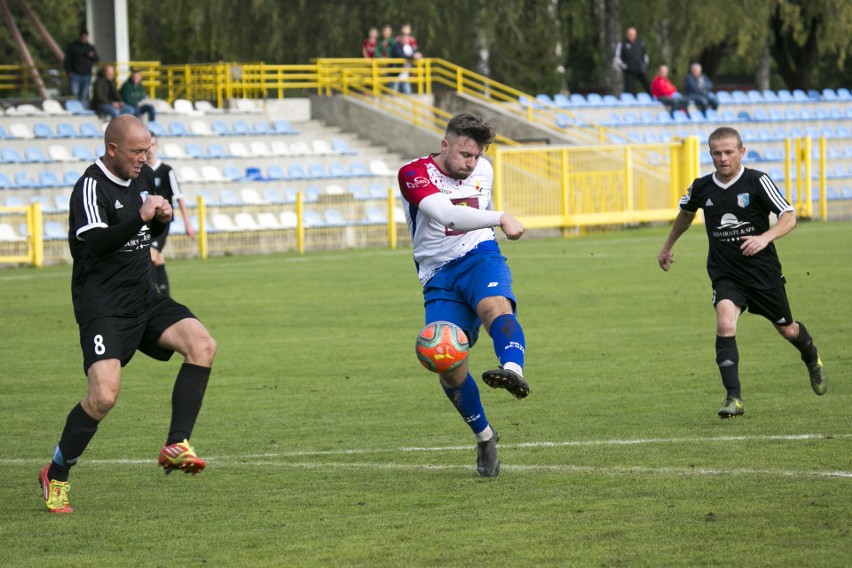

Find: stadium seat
[586,93,604,106]
[569,93,587,106]
[2,147,25,163]
[211,213,237,231]
[63,171,79,185]
[185,143,205,158]
[228,141,251,157]
[43,221,67,240]
[41,99,68,115]
[350,162,372,177]
[54,122,77,138]
[33,123,54,138]
[602,94,619,106]
[655,111,674,124]
[261,188,284,203]
[753,108,771,122]
[218,189,240,205]
[704,108,720,121]
[0,172,11,188]
[39,171,62,187]
[170,216,186,235]
[194,100,221,113]
[719,109,738,123]
[231,120,251,135]
[368,184,388,199]
[731,90,748,103]
[270,140,290,156]
[761,90,780,103]
[0,223,25,242]
[807,89,821,101]
[746,150,762,162]
[278,211,297,229]
[836,88,851,100]
[289,141,313,155]
[207,143,230,158]
[244,167,263,181]
[234,213,260,231]
[65,99,95,115]
[211,120,231,135]
[792,89,809,102]
[553,93,571,108]
[328,163,348,177]
[369,160,393,176]
[835,125,850,138]
[0,124,10,139]
[323,209,346,226]
[288,164,308,180]
[536,94,553,107]
[179,166,202,183]
[249,141,273,157]
[164,142,188,159]
[201,165,227,182]
[168,121,191,136]
[784,108,801,120]
[189,120,213,136]
[10,123,34,139]
[266,164,287,181]
[747,90,763,103]
[554,114,572,128]
[331,140,355,155]
[4,195,25,207]
[273,120,297,134]
[767,108,784,122]
[737,110,752,121]
[257,212,281,229]
[72,144,95,161]
[620,92,638,105]
[78,122,101,138]
[49,145,75,162]
[763,147,783,162]
[173,98,199,115]
[777,89,793,101]
[25,147,50,162]
[311,139,332,155]
[308,164,328,178]
[716,91,734,104]
[687,109,706,122]
[222,165,243,181]
[14,173,34,189]
[643,132,661,143]
[253,120,274,135]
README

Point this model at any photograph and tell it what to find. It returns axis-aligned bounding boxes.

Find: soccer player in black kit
[658,127,827,418]
[39,116,217,513]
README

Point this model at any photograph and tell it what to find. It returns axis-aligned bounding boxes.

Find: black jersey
[679,167,794,289]
[149,160,183,205]
[68,159,161,324]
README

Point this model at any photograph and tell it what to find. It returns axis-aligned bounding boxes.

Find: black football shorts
[712,278,794,326]
[78,295,195,374]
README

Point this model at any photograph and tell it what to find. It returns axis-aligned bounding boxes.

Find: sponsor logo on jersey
[737,193,750,208]
[405,176,430,189]
[776,317,787,324]
[487,282,498,287]
[705,198,714,206]
[717,213,750,229]
[114,199,124,209]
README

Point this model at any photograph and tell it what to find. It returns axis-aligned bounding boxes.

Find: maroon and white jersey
[398,154,496,284]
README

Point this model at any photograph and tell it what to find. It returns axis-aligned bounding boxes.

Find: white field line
[3,434,850,479]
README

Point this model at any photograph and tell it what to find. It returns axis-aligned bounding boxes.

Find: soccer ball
[415,321,470,373]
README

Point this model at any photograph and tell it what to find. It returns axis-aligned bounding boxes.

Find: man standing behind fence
[64,29,99,106]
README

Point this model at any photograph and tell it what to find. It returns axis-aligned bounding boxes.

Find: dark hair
[708,126,742,148]
[79,28,88,35]
[445,113,496,149]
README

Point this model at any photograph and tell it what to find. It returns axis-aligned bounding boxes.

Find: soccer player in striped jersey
[39,116,217,513]
[658,126,827,418]
[398,114,528,477]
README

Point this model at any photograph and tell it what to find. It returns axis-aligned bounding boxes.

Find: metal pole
[0,0,49,100]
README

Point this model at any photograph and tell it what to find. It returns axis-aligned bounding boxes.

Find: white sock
[476,425,494,443]
[503,362,523,377]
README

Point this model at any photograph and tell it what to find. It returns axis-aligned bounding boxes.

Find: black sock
[716,335,741,399]
[49,403,100,482]
[155,264,170,297]
[789,321,818,365]
[166,363,211,445]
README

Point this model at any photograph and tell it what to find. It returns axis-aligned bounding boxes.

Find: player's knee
[188,332,217,365]
[85,390,119,418]
[776,323,798,341]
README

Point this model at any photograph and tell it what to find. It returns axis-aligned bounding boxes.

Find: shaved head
[104,114,147,147]
[103,115,151,180]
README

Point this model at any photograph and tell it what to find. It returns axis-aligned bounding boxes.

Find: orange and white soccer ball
[415,321,470,373]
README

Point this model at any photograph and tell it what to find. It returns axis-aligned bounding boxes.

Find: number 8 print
[94,334,106,355]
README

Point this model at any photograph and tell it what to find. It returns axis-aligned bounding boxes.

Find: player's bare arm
[740,210,797,257]
[499,213,525,240]
[658,210,696,271]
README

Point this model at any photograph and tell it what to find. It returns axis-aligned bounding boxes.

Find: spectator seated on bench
[650,64,688,117]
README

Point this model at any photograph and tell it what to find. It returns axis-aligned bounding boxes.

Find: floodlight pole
[0,0,49,100]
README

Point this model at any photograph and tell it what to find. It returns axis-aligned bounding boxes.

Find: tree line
[1,0,849,96]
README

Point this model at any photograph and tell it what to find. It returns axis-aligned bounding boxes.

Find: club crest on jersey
[154,178,162,188]
[737,193,750,208]
[140,191,149,201]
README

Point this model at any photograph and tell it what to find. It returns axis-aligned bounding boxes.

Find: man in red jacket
[651,65,688,117]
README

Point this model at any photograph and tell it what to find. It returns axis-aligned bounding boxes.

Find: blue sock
[489,314,526,371]
[442,373,489,435]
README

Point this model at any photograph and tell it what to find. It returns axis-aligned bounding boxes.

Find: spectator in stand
[362,27,379,58]
[64,29,99,105]
[651,65,689,117]
[91,65,135,120]
[391,23,421,94]
[375,24,395,58]
[684,63,719,117]
[120,69,157,122]
[614,26,650,95]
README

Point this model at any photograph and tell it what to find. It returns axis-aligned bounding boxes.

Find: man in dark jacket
[614,26,650,95]
[684,63,719,116]
[64,29,99,105]
[91,65,135,120]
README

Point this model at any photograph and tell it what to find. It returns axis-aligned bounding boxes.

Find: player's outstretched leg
[39,464,73,513]
[787,321,826,395]
[442,373,500,477]
[482,314,529,399]
[715,336,742,417]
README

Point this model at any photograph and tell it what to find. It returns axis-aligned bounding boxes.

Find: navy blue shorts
[423,248,516,347]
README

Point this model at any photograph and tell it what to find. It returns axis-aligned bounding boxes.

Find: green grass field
[1,222,849,567]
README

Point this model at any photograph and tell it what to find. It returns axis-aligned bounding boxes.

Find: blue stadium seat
[836,88,851,100]
[266,164,287,181]
[737,110,752,121]
[603,112,622,126]
[43,221,67,240]
[145,120,165,137]
[813,107,829,120]
[784,108,801,120]
[602,94,620,106]
[789,126,804,138]
[55,122,77,138]
[231,120,251,135]
[349,185,368,200]
[207,143,229,158]
[363,207,388,224]
[0,172,11,189]
[777,89,794,101]
[758,128,774,141]
[720,109,738,123]
[636,92,654,105]
[638,111,657,124]
[253,120,274,135]
[328,163,348,177]
[185,143,205,158]
[78,122,100,138]
[773,127,789,140]
[244,167,263,181]
[536,94,554,106]
[673,110,690,123]
[753,108,770,122]
[553,93,571,108]
[25,147,49,163]
[807,89,821,101]
[14,172,33,188]
[288,164,308,180]
[761,90,780,103]
[554,114,571,128]
[704,108,720,121]
[64,100,95,115]
[792,89,809,102]
[620,92,638,105]
[168,121,191,136]
[821,88,838,101]
[688,109,705,122]
[308,164,328,178]
[621,112,639,125]
[656,110,674,124]
[72,144,95,161]
[835,125,850,138]
[323,209,346,226]
[1,147,24,163]
[747,90,763,103]
[763,147,783,161]
[64,171,79,185]
[350,162,371,177]
[586,93,604,106]
[218,189,240,205]
[741,128,758,142]
[222,165,243,181]
[746,150,762,162]
[716,91,734,104]
[211,120,231,135]
[261,188,284,203]
[331,140,356,155]
[39,171,61,187]
[569,93,587,106]
[33,123,54,138]
[731,90,749,103]
[643,131,661,143]
[273,120,297,134]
